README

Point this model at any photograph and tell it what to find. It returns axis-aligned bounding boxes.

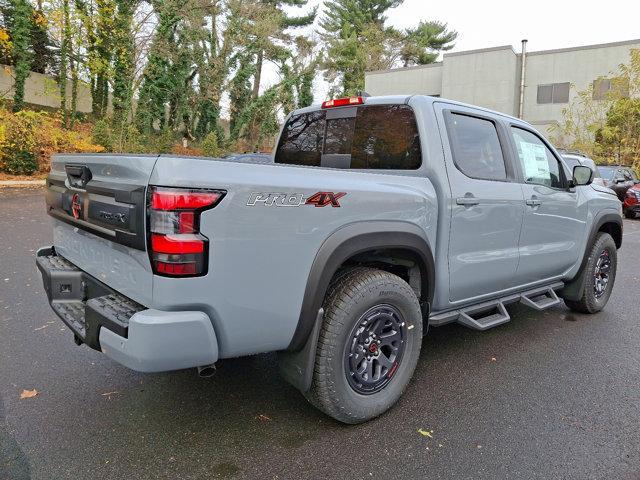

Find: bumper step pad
[36,248,144,350]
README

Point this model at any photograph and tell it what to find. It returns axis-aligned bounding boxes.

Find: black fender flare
[278,221,435,392]
[560,211,622,301]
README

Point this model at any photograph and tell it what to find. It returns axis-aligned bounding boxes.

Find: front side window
[446,113,507,181]
[511,127,564,188]
[275,105,421,169]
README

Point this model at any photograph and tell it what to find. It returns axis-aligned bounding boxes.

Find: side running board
[457,301,510,331]
[429,282,564,331]
[519,286,561,311]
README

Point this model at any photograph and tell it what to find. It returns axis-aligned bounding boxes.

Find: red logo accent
[305,192,346,208]
[368,343,378,354]
[71,193,82,220]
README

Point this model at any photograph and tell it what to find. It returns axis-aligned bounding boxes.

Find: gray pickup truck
[37,95,623,423]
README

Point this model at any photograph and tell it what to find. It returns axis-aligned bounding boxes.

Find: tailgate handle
[65,164,92,189]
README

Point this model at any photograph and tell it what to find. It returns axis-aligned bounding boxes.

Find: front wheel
[624,209,636,219]
[305,267,423,424]
[564,232,617,314]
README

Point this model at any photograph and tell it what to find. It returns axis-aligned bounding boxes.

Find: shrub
[201,131,221,157]
[153,128,176,154]
[0,107,104,174]
[92,119,113,150]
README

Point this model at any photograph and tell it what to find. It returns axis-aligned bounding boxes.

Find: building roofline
[365,38,640,76]
[525,38,640,57]
[443,45,516,58]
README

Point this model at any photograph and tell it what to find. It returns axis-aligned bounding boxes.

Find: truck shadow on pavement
[0,395,31,480]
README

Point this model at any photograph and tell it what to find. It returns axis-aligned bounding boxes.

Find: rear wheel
[305,267,423,424]
[564,232,617,314]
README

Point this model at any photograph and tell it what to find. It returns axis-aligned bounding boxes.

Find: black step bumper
[36,247,145,350]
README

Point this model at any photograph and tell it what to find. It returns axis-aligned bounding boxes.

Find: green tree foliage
[5,0,34,111]
[111,0,136,129]
[320,0,456,95]
[401,20,457,66]
[552,49,640,173]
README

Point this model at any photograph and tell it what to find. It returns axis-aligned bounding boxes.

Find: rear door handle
[456,196,479,206]
[526,198,542,207]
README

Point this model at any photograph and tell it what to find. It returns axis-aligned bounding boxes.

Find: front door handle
[456,195,479,206]
[526,197,542,207]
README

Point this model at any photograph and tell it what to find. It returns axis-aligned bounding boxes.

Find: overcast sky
[385,0,640,54]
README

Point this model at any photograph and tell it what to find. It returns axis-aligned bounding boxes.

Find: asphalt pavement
[1,187,639,480]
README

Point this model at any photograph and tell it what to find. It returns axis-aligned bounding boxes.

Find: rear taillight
[148,186,225,277]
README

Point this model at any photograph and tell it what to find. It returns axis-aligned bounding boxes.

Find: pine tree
[321,0,401,95]
[401,20,457,67]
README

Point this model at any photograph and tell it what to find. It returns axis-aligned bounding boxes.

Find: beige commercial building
[365,39,640,138]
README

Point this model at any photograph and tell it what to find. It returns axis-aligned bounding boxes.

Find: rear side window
[446,113,507,181]
[275,105,421,169]
[275,110,325,166]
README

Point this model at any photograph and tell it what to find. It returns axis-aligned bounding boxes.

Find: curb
[0,180,46,187]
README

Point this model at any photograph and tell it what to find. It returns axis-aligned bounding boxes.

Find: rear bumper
[36,247,218,372]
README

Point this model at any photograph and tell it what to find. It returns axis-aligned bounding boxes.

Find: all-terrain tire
[305,267,423,424]
[564,232,617,314]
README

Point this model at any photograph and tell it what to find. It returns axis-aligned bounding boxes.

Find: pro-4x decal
[247,191,346,208]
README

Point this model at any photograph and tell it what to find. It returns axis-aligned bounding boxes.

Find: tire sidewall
[325,275,422,420]
[583,234,617,312]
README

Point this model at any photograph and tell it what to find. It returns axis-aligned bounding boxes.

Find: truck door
[507,126,587,284]
[436,106,524,303]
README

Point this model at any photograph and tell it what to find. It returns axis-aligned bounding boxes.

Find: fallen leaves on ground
[256,414,272,422]
[417,428,433,438]
[20,389,38,399]
[101,391,120,399]
[34,321,55,332]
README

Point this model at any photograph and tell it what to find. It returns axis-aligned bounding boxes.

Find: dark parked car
[598,165,639,201]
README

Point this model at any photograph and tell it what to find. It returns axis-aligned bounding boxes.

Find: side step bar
[520,286,561,311]
[429,282,563,331]
[457,301,510,331]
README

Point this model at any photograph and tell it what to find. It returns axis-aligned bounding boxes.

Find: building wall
[0,65,92,113]
[522,40,640,136]
[366,63,443,97]
[364,39,640,139]
[441,46,519,116]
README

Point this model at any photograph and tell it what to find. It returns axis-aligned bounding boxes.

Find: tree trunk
[59,0,70,126]
[252,49,263,99]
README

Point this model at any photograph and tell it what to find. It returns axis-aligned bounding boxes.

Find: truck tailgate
[45,154,158,306]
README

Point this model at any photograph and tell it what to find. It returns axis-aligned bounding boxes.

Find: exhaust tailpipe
[197,364,216,378]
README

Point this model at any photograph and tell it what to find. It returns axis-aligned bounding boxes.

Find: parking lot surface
[1,187,639,479]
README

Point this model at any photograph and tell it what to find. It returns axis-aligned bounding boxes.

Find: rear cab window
[275,104,422,170]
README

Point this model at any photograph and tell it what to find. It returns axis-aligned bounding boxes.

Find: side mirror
[614,176,625,184]
[572,165,593,187]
